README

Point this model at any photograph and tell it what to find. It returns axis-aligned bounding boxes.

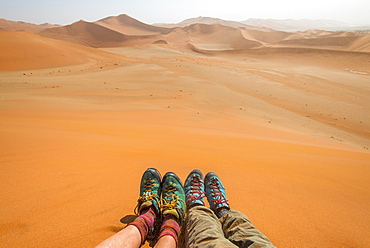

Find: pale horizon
[1,0,370,26]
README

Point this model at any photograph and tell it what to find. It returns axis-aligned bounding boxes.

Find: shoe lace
[160,183,185,212]
[187,175,205,201]
[209,178,228,205]
[134,179,159,215]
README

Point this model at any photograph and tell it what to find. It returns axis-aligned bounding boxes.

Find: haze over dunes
[0,14,369,248]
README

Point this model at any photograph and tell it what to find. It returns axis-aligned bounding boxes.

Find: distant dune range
[0,14,369,65]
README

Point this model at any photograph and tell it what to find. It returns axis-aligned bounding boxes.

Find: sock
[158,217,181,245]
[216,207,229,218]
[128,206,156,244]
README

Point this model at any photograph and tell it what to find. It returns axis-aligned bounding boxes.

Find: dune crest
[95,14,173,35]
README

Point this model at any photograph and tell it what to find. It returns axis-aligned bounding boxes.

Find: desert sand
[0,16,370,248]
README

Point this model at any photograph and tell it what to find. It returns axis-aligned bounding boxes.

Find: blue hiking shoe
[160,172,186,224]
[185,169,205,208]
[205,172,230,217]
[135,168,162,215]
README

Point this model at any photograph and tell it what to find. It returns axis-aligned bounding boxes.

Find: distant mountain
[156,17,355,32]
[95,14,173,35]
[177,16,249,28]
[241,19,352,32]
[0,18,60,32]
[155,16,259,29]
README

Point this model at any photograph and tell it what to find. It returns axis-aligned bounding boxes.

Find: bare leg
[154,235,177,248]
[95,225,141,248]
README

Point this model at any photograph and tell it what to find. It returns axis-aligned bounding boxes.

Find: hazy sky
[1,0,369,25]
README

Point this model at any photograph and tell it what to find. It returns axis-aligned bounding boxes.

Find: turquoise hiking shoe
[135,168,162,215]
[205,172,230,217]
[160,172,186,224]
[185,169,205,208]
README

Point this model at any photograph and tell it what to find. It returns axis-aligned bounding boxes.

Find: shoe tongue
[139,201,153,213]
[163,209,179,219]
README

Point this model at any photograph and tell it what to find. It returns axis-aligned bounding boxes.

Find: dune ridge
[0,15,366,54]
[36,15,370,54]
[95,14,173,35]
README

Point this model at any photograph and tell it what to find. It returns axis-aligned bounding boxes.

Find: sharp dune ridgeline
[0,14,370,248]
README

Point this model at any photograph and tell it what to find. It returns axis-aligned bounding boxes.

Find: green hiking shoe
[205,172,230,217]
[160,172,186,224]
[135,168,162,215]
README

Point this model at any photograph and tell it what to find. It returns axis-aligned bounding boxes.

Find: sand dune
[30,15,370,53]
[0,18,60,32]
[95,14,173,35]
[162,24,262,51]
[1,14,370,248]
[38,20,161,48]
[0,30,125,71]
[38,20,130,47]
[176,16,250,28]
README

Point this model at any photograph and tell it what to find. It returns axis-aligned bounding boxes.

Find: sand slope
[0,18,60,32]
[95,14,173,35]
[29,15,370,53]
[1,44,370,248]
[1,15,370,248]
[0,30,126,71]
[38,20,161,48]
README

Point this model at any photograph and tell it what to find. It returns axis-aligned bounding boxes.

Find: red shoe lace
[209,178,228,205]
[187,175,204,201]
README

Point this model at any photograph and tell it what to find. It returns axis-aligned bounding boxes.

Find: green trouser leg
[185,206,275,248]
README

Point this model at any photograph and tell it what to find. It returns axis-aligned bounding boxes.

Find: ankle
[215,207,229,218]
[158,217,181,245]
[188,202,203,209]
[128,206,157,244]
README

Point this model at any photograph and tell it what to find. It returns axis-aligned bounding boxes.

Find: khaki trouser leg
[185,206,237,248]
[220,210,276,248]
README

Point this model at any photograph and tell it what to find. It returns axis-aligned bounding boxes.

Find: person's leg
[154,235,176,247]
[95,168,162,248]
[95,225,141,248]
[220,210,276,248]
[205,172,276,248]
[154,172,185,248]
[184,170,237,248]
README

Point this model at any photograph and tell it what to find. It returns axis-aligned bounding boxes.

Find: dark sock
[216,207,229,218]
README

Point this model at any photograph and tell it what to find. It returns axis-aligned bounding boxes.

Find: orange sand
[0,27,370,248]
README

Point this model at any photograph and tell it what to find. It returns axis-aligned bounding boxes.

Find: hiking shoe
[205,172,230,216]
[184,169,205,208]
[160,172,186,224]
[135,168,162,215]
